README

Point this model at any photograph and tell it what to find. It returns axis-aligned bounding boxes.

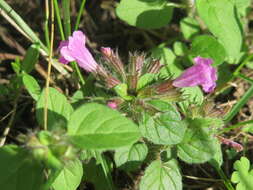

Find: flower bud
[147,60,164,74]
[105,76,121,88]
[138,79,182,101]
[154,79,174,94]
[107,101,117,109]
[101,47,112,57]
[136,54,145,76]
[202,100,231,118]
[218,136,243,152]
[101,48,126,81]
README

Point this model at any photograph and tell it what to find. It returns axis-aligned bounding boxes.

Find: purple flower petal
[58,30,98,73]
[58,40,69,50]
[172,57,218,93]
[60,46,75,62]
[59,56,70,64]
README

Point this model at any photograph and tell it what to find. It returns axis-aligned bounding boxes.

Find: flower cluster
[59,31,120,88]
[59,31,218,95]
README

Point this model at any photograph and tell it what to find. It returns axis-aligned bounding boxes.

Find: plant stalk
[44,0,55,130]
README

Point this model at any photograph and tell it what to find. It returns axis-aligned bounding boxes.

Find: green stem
[220,120,253,134]
[42,169,62,190]
[215,167,235,190]
[0,0,48,52]
[62,0,71,37]
[53,0,65,40]
[44,0,50,49]
[74,0,86,30]
[166,2,187,8]
[0,0,69,76]
[233,54,253,76]
[237,73,253,84]
[73,61,85,85]
[224,85,253,123]
[94,151,114,190]
[222,53,253,124]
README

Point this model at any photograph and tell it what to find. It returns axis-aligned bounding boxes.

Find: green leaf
[178,86,204,115]
[116,0,173,29]
[242,124,253,134]
[177,118,218,163]
[140,100,186,145]
[67,103,140,149]
[209,139,223,168]
[80,150,95,162]
[71,89,85,103]
[160,147,172,162]
[139,159,182,190]
[173,41,188,56]
[52,159,83,190]
[191,35,226,66]
[137,73,156,90]
[36,87,74,130]
[231,157,253,190]
[196,0,242,62]
[180,17,200,40]
[151,44,182,78]
[21,43,40,73]
[114,142,148,171]
[0,145,44,190]
[11,58,21,74]
[114,83,133,100]
[235,0,251,17]
[71,89,86,109]
[22,73,41,101]
[181,86,204,106]
[217,63,233,88]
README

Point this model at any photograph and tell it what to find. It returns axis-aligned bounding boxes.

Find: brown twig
[184,175,223,182]
[0,53,23,60]
[0,90,21,146]
[0,28,26,55]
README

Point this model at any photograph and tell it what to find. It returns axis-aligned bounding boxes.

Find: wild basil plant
[0,0,252,190]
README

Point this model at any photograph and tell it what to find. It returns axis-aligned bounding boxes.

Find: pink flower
[101,47,112,57]
[172,56,217,93]
[107,101,117,109]
[58,31,98,72]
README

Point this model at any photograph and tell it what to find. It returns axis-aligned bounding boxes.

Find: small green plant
[231,157,253,190]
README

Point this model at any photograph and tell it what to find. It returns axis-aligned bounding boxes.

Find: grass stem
[0,0,47,52]
[74,0,86,30]
[220,120,253,134]
[62,0,71,37]
[94,151,115,190]
[224,85,253,123]
[53,0,65,40]
[215,167,235,190]
[44,0,50,49]
[44,0,55,130]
